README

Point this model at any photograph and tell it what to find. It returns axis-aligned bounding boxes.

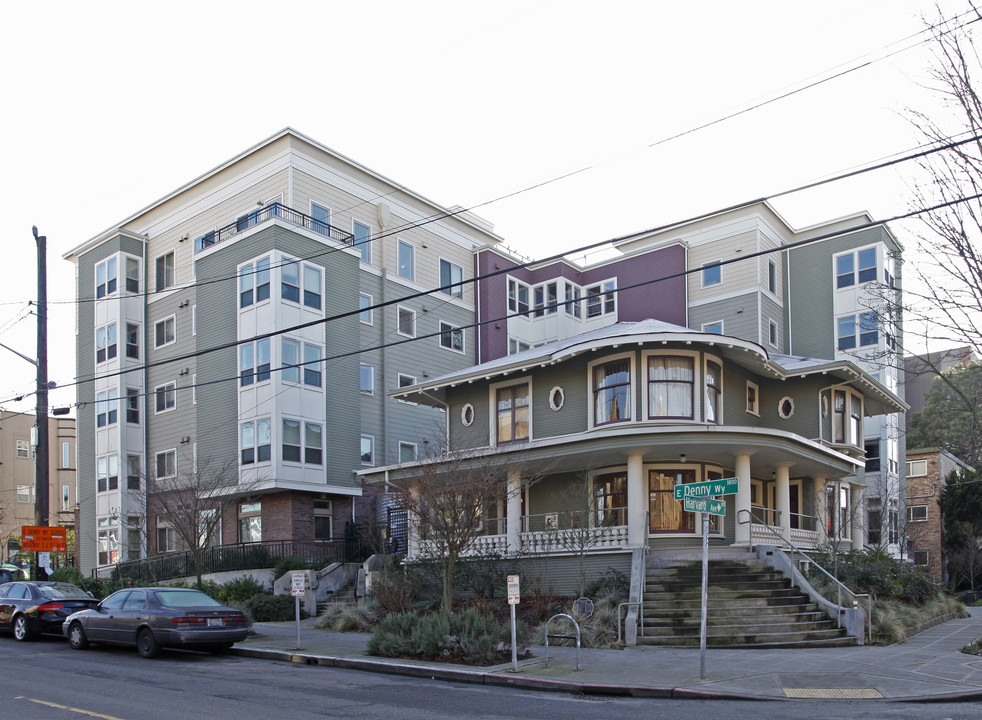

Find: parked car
[63,587,251,658]
[0,581,100,641]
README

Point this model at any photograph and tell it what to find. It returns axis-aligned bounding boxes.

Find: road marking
[17,696,128,719]
[783,688,883,698]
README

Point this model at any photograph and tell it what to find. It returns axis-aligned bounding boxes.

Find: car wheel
[137,628,160,658]
[68,622,89,650]
[12,615,35,642]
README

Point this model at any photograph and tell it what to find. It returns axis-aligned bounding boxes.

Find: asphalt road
[3,634,982,720]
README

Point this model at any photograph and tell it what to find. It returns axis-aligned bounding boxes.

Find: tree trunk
[443,555,456,613]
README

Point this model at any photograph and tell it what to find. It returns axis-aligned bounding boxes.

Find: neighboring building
[0,411,76,560]
[63,129,503,575]
[363,320,905,588]
[905,447,972,582]
[904,346,979,431]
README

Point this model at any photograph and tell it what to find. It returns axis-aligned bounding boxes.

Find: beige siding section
[687,229,758,302]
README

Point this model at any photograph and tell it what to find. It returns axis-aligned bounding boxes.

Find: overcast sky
[0,0,968,415]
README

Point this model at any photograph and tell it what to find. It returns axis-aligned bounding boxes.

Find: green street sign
[682,497,727,516]
[673,477,739,501]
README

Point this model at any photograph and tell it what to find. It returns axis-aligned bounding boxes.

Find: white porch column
[407,489,421,558]
[851,483,865,551]
[813,475,827,538]
[734,453,753,546]
[506,469,522,555]
[627,452,646,548]
[775,464,792,542]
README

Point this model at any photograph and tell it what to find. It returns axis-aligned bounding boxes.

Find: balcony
[194,202,355,253]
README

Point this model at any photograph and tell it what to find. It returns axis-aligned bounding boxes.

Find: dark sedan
[0,581,100,641]
[63,587,250,658]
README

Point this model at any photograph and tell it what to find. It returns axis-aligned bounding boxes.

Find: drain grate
[783,688,883,699]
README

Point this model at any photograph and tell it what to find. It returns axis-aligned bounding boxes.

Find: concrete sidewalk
[230,607,982,701]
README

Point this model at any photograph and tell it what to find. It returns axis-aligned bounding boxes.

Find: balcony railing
[194,202,355,252]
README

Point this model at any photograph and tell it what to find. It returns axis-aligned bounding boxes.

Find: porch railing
[521,508,629,554]
[193,202,355,252]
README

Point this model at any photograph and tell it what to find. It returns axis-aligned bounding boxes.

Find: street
[2,635,981,720]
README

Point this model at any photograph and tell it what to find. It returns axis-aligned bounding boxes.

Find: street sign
[673,477,739,501]
[683,497,726,516]
[507,575,520,605]
[291,572,306,597]
[21,526,67,552]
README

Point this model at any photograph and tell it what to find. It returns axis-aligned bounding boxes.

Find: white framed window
[239,502,262,543]
[62,484,71,511]
[701,260,722,287]
[564,282,581,318]
[397,306,416,337]
[585,280,616,318]
[644,351,696,420]
[493,379,531,444]
[912,550,929,566]
[440,259,463,298]
[704,356,722,424]
[399,441,417,463]
[702,321,723,335]
[96,257,117,298]
[439,321,464,352]
[240,419,271,465]
[126,388,140,425]
[17,485,31,502]
[360,364,375,394]
[304,344,322,387]
[96,323,117,364]
[97,454,119,492]
[353,220,371,263]
[508,278,530,316]
[192,373,197,405]
[125,257,140,294]
[98,517,120,565]
[508,338,531,355]
[127,455,141,490]
[305,423,323,465]
[16,439,29,458]
[62,441,71,468]
[155,449,176,479]
[125,322,140,359]
[907,505,928,522]
[96,389,118,427]
[397,373,417,404]
[311,202,331,235]
[398,240,414,280]
[281,258,300,303]
[303,264,322,310]
[240,338,271,386]
[907,459,928,477]
[314,500,334,540]
[533,281,558,317]
[837,312,878,351]
[360,435,375,465]
[282,419,301,462]
[154,316,176,348]
[835,246,878,289]
[768,319,778,348]
[589,353,633,427]
[746,381,759,416]
[239,257,271,308]
[155,251,174,292]
[831,387,862,447]
[359,293,373,324]
[154,382,176,414]
[768,260,777,294]
[281,338,300,383]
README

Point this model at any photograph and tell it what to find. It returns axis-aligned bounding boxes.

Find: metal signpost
[291,572,306,650]
[675,479,736,680]
[507,575,520,671]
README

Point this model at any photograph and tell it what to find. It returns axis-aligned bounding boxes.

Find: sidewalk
[230,607,982,701]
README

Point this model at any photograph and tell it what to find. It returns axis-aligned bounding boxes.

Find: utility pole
[33,226,49,580]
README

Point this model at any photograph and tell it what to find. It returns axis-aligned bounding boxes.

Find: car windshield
[155,590,223,608]
[39,583,91,599]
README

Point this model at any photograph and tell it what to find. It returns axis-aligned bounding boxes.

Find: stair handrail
[737,508,872,644]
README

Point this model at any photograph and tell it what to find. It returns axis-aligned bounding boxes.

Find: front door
[649,469,696,533]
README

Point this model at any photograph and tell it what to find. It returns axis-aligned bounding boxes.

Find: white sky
[0,0,968,415]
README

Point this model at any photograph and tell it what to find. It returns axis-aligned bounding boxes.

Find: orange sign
[21,526,67,552]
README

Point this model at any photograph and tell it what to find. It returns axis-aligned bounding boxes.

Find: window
[125,257,140,293]
[838,312,877,351]
[304,344,322,387]
[16,485,30,503]
[241,420,272,465]
[16,439,29,458]
[97,455,119,492]
[908,505,928,522]
[96,389,118,427]
[508,338,531,355]
[888,499,899,544]
[859,312,878,346]
[238,256,271,308]
[96,257,117,298]
[282,338,300,383]
[281,259,300,303]
[863,440,880,472]
[858,247,877,283]
[311,202,331,235]
[239,262,255,307]
[585,281,616,318]
[398,240,414,280]
[907,459,928,476]
[768,320,778,348]
[648,356,694,419]
[399,442,417,463]
[155,251,174,292]
[496,384,530,444]
[314,500,333,540]
[397,373,417,404]
[746,381,759,415]
[508,278,530,316]
[702,321,723,335]
[126,518,141,561]
[359,293,373,324]
[913,550,929,566]
[305,423,322,465]
[96,323,117,363]
[282,419,301,462]
[836,247,878,289]
[98,518,120,565]
[702,261,722,287]
[192,374,197,405]
[62,441,71,468]
[397,307,416,337]
[125,323,140,359]
[593,358,631,426]
[768,260,776,294]
[127,455,141,490]
[705,359,722,424]
[533,282,558,317]
[440,259,463,298]
[836,253,855,289]
[594,473,628,527]
[62,484,71,511]
[439,322,464,352]
[303,264,322,309]
[240,338,271,386]
[360,364,375,394]
[154,316,175,348]
[239,502,262,543]
[126,388,140,424]
[360,435,374,465]
[832,388,862,446]
[564,282,581,318]
[155,449,176,478]
[155,382,176,413]
[353,220,371,263]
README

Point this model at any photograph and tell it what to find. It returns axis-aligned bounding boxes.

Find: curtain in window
[594,359,630,425]
[648,357,693,418]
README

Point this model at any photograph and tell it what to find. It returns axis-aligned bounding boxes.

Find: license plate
[207,618,224,627]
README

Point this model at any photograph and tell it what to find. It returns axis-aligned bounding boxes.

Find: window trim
[907,504,928,522]
[704,355,723,425]
[353,220,371,264]
[588,352,635,428]
[397,306,416,338]
[397,373,417,405]
[397,239,415,281]
[768,319,779,349]
[701,260,722,288]
[746,381,759,416]
[360,435,375,466]
[399,441,418,463]
[439,258,464,298]
[439,321,465,353]
[490,377,532,446]
[155,449,177,479]
[907,459,928,477]
[96,257,118,299]
[154,382,176,414]
[701,320,724,335]
[359,293,373,325]
[154,315,176,349]
[642,350,698,422]
[360,364,376,395]
[508,277,531,316]
[155,251,175,293]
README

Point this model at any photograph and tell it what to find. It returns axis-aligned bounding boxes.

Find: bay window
[648,356,694,419]
[593,358,631,425]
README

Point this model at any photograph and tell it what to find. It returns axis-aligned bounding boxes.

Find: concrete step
[644,606,825,620]
[643,587,808,603]
[645,579,790,593]
[641,618,838,636]
[636,627,851,648]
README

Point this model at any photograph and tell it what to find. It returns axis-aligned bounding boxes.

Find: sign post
[291,571,306,650]
[507,575,520,671]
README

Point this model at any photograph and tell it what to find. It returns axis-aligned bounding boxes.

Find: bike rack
[544,613,581,671]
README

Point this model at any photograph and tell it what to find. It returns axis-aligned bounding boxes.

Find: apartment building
[63,129,502,574]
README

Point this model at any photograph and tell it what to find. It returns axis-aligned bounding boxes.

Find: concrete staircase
[638,553,853,648]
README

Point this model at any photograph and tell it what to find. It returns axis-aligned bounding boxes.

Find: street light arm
[0,340,38,367]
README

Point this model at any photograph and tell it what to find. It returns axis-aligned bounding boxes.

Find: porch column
[850,483,865,551]
[734,453,753,546]
[407,489,421,558]
[813,475,827,538]
[506,469,522,555]
[775,464,792,542]
[627,452,646,548]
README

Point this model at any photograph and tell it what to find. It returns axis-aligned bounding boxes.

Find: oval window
[778,397,795,419]
[461,403,475,427]
[549,386,565,411]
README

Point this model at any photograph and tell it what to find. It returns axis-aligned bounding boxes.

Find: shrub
[218,574,268,603]
[368,609,506,665]
[367,611,418,657]
[273,556,312,582]
[586,568,629,599]
[808,550,944,606]
[371,571,419,614]
[316,601,379,632]
[243,593,304,622]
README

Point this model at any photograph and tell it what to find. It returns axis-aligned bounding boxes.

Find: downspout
[381,268,389,463]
